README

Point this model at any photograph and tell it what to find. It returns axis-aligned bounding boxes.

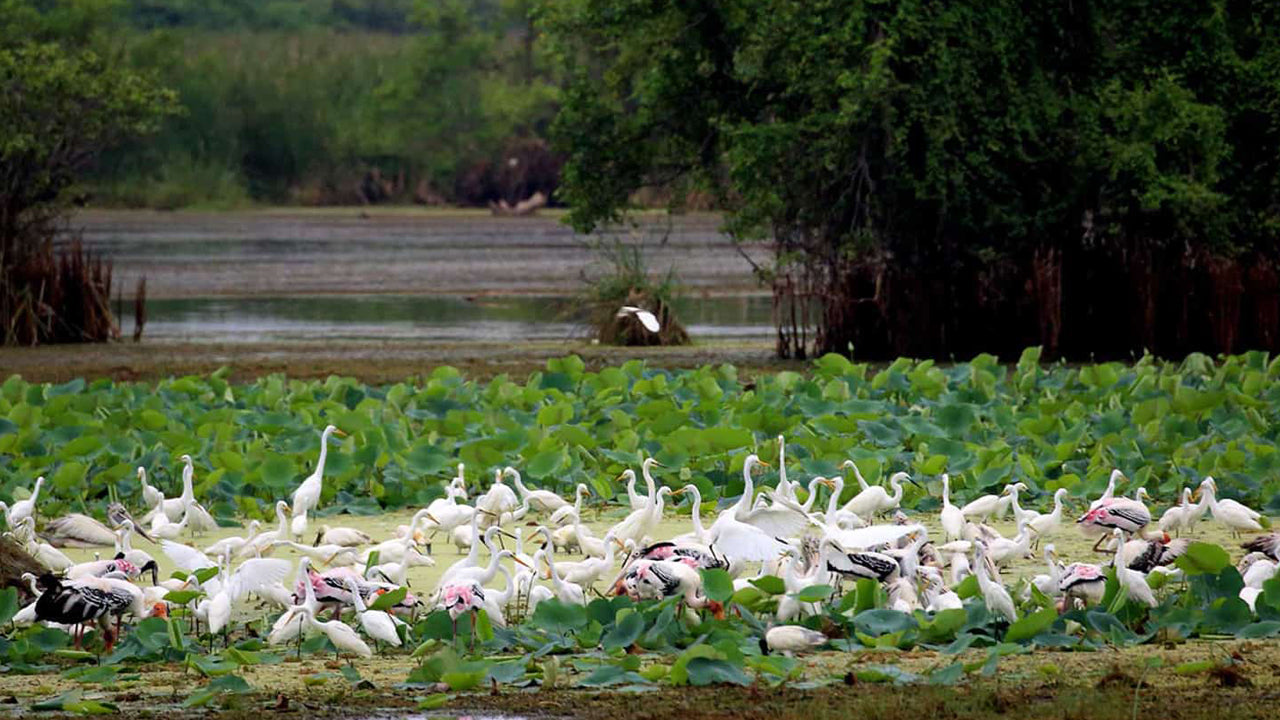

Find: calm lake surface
[136,294,775,343]
[75,211,774,344]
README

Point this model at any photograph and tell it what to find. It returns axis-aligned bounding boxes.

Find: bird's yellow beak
[820,478,838,489]
[333,429,348,438]
[513,556,531,569]
[671,487,687,497]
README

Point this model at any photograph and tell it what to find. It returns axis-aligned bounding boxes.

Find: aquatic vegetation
[3,350,1280,519]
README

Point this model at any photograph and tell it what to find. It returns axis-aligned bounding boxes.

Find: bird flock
[3,429,1277,659]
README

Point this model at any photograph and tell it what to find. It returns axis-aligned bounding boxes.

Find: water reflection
[136,294,774,343]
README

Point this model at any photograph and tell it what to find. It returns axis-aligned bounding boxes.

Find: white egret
[616,305,660,333]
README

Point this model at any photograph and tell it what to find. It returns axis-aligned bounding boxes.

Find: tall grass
[570,235,690,346]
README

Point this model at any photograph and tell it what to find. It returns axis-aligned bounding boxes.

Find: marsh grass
[569,236,690,346]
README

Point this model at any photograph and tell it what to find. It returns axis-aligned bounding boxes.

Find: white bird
[960,485,1006,523]
[1157,487,1194,536]
[536,547,585,605]
[762,626,828,656]
[40,513,116,548]
[704,455,810,564]
[269,558,321,646]
[138,467,162,511]
[147,455,199,524]
[1027,488,1070,546]
[616,305,660,333]
[1088,470,1126,510]
[1200,477,1267,538]
[203,557,293,635]
[987,521,1034,567]
[1,476,43,528]
[273,540,360,567]
[204,521,262,559]
[314,525,373,547]
[549,484,591,527]
[150,507,191,540]
[1112,528,1158,608]
[840,470,913,518]
[239,501,292,558]
[475,468,519,528]
[291,424,345,535]
[344,579,402,647]
[974,541,1017,623]
[609,485,673,546]
[112,520,155,569]
[10,519,73,571]
[939,474,964,542]
[670,484,714,545]
[308,608,372,658]
[550,532,621,587]
[173,456,218,535]
[506,467,569,514]
[1029,544,1062,598]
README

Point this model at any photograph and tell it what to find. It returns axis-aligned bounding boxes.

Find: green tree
[544,0,1280,359]
[0,42,177,344]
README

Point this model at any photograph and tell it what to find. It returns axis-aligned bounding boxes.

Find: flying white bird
[616,305,660,333]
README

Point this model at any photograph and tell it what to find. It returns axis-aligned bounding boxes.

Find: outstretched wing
[226,558,293,602]
[162,540,215,572]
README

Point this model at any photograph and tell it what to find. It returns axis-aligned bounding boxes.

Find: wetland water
[71,210,773,345]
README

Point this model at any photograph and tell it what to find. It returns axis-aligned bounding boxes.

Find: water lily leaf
[602,610,645,651]
[370,587,408,612]
[441,670,487,691]
[700,569,734,603]
[750,576,786,595]
[1175,543,1231,575]
[793,584,834,603]
[531,599,588,635]
[1005,606,1057,643]
[0,587,18,626]
[685,657,750,686]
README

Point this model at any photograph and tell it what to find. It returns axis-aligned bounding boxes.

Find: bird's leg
[469,612,477,653]
[1091,535,1106,553]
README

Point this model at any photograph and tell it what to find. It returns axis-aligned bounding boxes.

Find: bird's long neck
[277,505,289,533]
[315,432,331,477]
[737,460,756,514]
[1050,492,1064,519]
[688,489,706,538]
[642,465,656,500]
[942,476,950,505]
[889,475,904,503]
[31,478,42,503]
[182,464,194,501]
[509,470,529,497]
[825,478,845,518]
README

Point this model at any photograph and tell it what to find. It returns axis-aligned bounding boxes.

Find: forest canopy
[544,0,1280,360]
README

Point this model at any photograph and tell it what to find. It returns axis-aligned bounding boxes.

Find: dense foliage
[545,0,1280,359]
[3,352,1280,520]
[0,38,177,346]
[2,0,559,207]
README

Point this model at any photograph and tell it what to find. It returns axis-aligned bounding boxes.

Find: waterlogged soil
[0,339,795,385]
[3,502,1276,718]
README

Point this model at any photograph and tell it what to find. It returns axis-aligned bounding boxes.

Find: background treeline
[4,0,560,208]
[547,0,1280,360]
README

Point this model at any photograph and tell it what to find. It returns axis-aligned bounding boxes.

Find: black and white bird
[34,573,166,649]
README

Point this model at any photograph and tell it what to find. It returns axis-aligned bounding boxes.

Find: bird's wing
[162,540,215,571]
[740,497,811,538]
[226,558,293,602]
[710,521,790,563]
[829,523,923,551]
[637,311,661,333]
